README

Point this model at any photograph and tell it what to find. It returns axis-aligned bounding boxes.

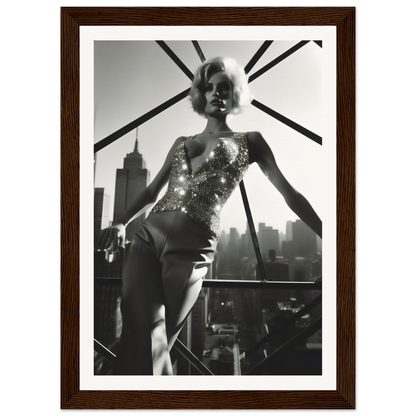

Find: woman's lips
[210,99,224,107]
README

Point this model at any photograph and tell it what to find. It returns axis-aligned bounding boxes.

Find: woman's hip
[140,211,218,260]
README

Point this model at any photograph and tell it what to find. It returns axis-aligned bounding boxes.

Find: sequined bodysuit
[150,132,249,240]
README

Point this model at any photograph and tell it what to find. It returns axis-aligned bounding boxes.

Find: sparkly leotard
[150,132,250,240]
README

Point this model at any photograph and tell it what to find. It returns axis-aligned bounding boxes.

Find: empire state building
[113,130,150,242]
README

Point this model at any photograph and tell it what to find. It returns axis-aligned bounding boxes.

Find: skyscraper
[258,222,280,257]
[286,220,293,241]
[228,227,240,273]
[292,219,318,257]
[113,131,150,242]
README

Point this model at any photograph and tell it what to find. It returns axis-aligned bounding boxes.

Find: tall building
[113,131,150,242]
[286,221,293,241]
[282,240,297,263]
[228,227,240,273]
[94,280,122,346]
[292,219,318,257]
[240,222,255,259]
[258,222,280,256]
[94,188,110,248]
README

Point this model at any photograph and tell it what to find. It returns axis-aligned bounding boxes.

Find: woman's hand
[97,223,126,254]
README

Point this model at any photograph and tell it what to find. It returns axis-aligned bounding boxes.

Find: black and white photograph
[83,27,337,390]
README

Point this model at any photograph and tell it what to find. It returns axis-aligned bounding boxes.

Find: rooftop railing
[94,277,322,376]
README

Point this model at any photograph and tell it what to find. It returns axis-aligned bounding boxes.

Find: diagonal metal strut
[156,41,194,81]
[251,99,323,145]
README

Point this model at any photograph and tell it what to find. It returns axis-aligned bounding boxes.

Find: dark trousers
[113,211,217,375]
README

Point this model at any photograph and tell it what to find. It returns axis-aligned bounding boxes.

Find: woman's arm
[97,136,187,251]
[247,131,322,239]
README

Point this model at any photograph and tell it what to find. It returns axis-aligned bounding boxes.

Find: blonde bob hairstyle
[189,57,252,117]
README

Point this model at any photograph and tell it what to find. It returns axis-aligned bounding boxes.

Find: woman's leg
[164,264,206,351]
[157,212,217,351]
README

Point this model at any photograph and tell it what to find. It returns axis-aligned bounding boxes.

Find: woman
[98,57,322,375]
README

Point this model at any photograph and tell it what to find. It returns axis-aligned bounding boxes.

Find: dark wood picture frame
[61,7,355,409]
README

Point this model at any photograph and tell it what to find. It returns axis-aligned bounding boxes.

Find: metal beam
[233,344,241,376]
[94,339,116,365]
[173,339,214,375]
[239,180,267,281]
[202,279,322,290]
[192,40,206,62]
[94,276,322,290]
[156,40,194,81]
[251,99,322,145]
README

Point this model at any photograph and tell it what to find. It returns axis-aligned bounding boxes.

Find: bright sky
[93,40,326,236]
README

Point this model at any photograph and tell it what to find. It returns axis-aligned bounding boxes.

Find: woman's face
[203,71,233,117]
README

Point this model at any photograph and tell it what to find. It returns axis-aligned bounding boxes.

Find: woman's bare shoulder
[167,136,187,150]
[173,136,190,145]
[247,131,265,142]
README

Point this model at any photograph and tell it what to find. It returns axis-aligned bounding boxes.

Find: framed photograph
[61,7,355,409]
